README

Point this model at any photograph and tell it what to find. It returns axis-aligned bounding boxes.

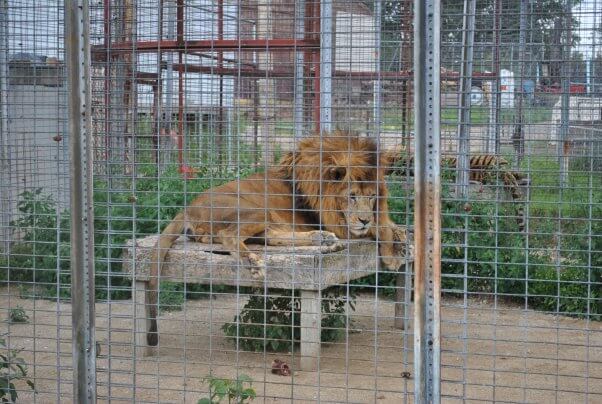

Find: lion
[146,131,408,346]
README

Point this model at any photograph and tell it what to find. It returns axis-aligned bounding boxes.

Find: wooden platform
[123,235,413,371]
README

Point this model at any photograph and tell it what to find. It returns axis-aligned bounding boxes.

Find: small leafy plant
[198,374,256,404]
[7,308,29,324]
[0,337,35,403]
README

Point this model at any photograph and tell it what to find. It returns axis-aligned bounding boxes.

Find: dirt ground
[1,287,600,403]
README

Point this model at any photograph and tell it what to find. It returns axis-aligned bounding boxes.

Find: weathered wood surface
[123,235,413,291]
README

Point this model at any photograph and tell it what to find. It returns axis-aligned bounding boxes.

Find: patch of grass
[521,156,600,220]
[441,106,552,126]
[382,105,552,132]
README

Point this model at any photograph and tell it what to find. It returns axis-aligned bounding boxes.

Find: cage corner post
[0,0,11,259]
[413,0,441,402]
[65,0,97,402]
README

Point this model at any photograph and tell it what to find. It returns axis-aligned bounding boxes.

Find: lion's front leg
[217,229,266,280]
[265,228,346,253]
[377,224,409,270]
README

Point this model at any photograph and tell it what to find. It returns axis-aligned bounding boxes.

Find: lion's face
[277,132,396,239]
[340,185,377,237]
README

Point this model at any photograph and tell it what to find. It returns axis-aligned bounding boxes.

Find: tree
[381,0,583,75]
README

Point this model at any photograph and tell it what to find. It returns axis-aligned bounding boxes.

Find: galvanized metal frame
[319,0,332,133]
[455,0,475,199]
[65,0,97,401]
[413,0,441,402]
[0,0,10,258]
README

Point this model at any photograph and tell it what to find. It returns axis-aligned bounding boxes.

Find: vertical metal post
[559,0,571,187]
[373,0,382,135]
[0,0,11,258]
[413,0,441,402]
[65,0,96,402]
[294,0,305,139]
[455,0,476,198]
[513,0,528,169]
[257,0,274,152]
[492,0,502,154]
[319,0,332,133]
[165,0,176,165]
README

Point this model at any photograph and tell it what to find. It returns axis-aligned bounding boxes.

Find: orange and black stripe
[391,154,527,231]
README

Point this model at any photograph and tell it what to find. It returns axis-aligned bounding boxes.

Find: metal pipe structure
[413,0,441,402]
[176,0,185,169]
[294,0,305,139]
[165,0,176,166]
[488,0,502,154]
[65,0,97,402]
[312,0,321,130]
[0,0,11,258]
[319,0,332,133]
[103,0,111,162]
[559,0,572,187]
[217,0,225,167]
[92,39,320,53]
[373,0,382,135]
[513,0,528,169]
[455,0,476,198]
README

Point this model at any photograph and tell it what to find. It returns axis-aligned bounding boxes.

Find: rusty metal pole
[413,0,441,402]
[65,0,97,402]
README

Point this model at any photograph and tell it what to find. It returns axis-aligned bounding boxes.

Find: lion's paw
[311,231,346,253]
[310,230,339,246]
[244,253,266,280]
[379,225,410,270]
[380,253,405,271]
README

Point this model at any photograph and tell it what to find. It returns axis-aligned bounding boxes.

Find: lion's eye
[349,193,357,202]
[370,194,377,199]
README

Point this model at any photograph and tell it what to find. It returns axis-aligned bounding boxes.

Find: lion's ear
[327,166,347,181]
[380,144,405,175]
[277,151,295,178]
[380,145,403,167]
[279,151,294,166]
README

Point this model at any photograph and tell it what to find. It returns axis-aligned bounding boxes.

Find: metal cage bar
[413,0,441,401]
[65,0,97,401]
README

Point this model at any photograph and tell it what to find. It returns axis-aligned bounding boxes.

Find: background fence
[0,0,600,402]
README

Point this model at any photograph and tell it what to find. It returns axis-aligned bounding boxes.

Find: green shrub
[386,164,601,320]
[222,287,354,352]
[3,189,71,300]
[3,165,247,305]
[4,157,599,322]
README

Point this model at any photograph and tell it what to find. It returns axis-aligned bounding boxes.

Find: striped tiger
[389,153,528,231]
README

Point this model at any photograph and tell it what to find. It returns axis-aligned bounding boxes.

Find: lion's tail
[147,211,186,346]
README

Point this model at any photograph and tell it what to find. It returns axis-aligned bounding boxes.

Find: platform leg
[394,263,412,330]
[134,280,155,356]
[300,290,321,371]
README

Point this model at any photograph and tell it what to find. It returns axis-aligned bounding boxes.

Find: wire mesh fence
[0,0,600,402]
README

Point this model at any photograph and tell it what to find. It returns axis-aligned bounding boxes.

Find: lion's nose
[359,218,370,226]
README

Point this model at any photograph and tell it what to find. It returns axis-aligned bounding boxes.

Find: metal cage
[0,0,600,402]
